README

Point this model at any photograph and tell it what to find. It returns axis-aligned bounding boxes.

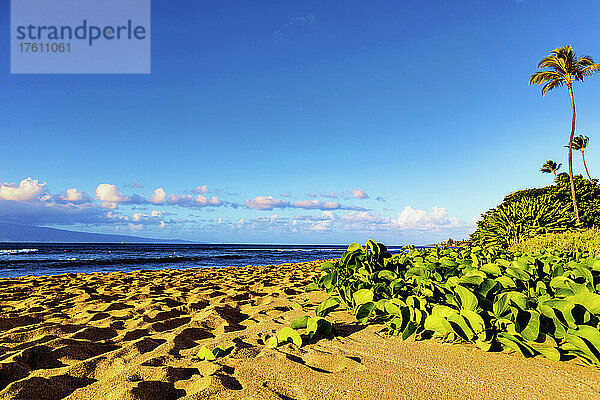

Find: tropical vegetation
[511,229,600,256]
[572,135,593,182]
[529,45,600,224]
[540,160,561,180]
[300,241,600,367]
[470,173,600,248]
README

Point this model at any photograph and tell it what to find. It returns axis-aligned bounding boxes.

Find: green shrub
[511,229,600,255]
[470,194,574,248]
[471,174,599,248]
[312,240,600,366]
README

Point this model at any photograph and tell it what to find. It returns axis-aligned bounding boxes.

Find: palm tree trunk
[582,150,593,181]
[568,84,580,224]
[553,171,557,180]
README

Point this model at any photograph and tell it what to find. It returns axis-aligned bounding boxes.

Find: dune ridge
[1,261,600,399]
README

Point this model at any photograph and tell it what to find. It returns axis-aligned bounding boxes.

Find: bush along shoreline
[470,174,600,249]
[297,240,600,367]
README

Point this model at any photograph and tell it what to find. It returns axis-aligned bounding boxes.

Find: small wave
[0,254,245,267]
[0,248,39,255]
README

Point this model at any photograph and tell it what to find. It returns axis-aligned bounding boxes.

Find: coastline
[1,260,599,399]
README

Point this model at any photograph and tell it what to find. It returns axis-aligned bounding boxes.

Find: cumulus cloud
[292,211,336,232]
[195,195,222,207]
[245,195,365,212]
[150,188,166,204]
[352,189,369,199]
[245,196,290,210]
[63,188,84,202]
[292,199,340,210]
[196,185,209,194]
[314,189,370,200]
[95,184,127,209]
[166,194,193,206]
[165,193,224,208]
[129,210,166,225]
[340,206,462,232]
[236,214,290,232]
[0,178,46,201]
[393,206,460,230]
[320,191,338,199]
[55,188,91,204]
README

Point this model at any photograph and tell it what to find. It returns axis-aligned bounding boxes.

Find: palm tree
[530,46,600,224]
[572,135,593,182]
[540,160,562,180]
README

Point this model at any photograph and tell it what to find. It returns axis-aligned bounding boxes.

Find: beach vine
[302,240,600,367]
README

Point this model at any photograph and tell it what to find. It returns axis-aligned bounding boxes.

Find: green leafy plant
[311,240,600,367]
[196,345,233,361]
[470,194,574,248]
[265,316,333,348]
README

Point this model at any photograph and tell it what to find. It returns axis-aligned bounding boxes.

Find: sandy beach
[1,260,600,400]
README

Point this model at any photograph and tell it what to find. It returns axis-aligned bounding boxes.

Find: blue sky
[1,0,600,244]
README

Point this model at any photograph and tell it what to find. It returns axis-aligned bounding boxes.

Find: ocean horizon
[0,242,422,278]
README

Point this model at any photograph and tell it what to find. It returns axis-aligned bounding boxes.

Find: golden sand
[1,261,600,399]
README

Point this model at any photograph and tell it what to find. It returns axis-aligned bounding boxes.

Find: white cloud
[245,195,365,212]
[292,211,336,232]
[95,184,127,209]
[167,194,193,205]
[164,193,224,209]
[195,195,222,207]
[196,185,209,193]
[245,196,290,210]
[62,188,85,202]
[321,191,338,199]
[127,210,166,226]
[131,212,143,222]
[0,178,46,201]
[352,189,369,199]
[339,206,462,232]
[150,188,166,204]
[292,199,340,210]
[393,206,460,230]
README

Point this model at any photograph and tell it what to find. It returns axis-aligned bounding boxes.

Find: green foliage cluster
[196,344,233,361]
[511,229,600,256]
[312,240,600,366]
[470,194,574,248]
[265,315,333,348]
[471,174,600,248]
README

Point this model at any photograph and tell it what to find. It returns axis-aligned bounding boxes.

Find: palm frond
[541,79,563,96]
[572,135,589,150]
[529,71,562,85]
[538,56,566,72]
[541,160,560,174]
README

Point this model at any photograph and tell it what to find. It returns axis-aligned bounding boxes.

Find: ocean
[0,243,412,278]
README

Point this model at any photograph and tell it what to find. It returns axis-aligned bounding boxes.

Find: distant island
[0,222,191,243]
